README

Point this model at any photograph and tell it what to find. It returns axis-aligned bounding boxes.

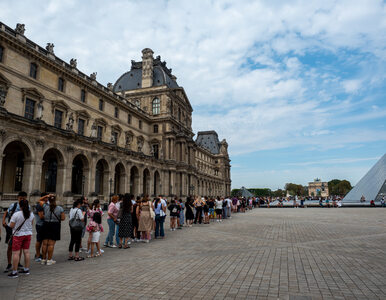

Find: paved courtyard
[1,208,386,300]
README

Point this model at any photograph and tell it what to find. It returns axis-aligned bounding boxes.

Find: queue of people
[1,192,244,278]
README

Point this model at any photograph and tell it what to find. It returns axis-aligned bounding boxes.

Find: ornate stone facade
[0,22,231,206]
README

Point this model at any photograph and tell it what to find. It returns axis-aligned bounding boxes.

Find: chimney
[141,48,154,88]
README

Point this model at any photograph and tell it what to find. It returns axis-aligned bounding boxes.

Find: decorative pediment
[111,124,123,132]
[0,72,11,88]
[150,138,161,145]
[51,99,70,114]
[75,109,91,120]
[94,117,107,126]
[21,87,44,101]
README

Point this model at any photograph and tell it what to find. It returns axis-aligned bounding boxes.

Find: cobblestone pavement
[1,208,386,300]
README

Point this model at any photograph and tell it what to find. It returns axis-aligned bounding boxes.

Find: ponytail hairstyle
[49,196,57,212]
[20,199,30,219]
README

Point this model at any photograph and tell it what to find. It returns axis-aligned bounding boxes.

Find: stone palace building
[0,22,231,206]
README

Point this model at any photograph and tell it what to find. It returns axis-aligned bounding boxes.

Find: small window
[138,120,142,130]
[99,99,104,111]
[127,113,131,124]
[0,45,3,63]
[114,107,119,118]
[80,89,86,103]
[58,77,64,92]
[78,119,85,136]
[152,98,160,115]
[24,98,36,119]
[30,63,38,79]
[178,108,181,121]
[153,124,158,133]
[97,126,103,140]
[112,132,118,144]
[54,110,63,128]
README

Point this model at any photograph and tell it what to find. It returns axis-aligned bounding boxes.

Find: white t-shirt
[69,208,84,221]
[225,198,231,207]
[10,211,34,237]
[215,200,223,209]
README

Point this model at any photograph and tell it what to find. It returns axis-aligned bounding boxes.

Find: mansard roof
[113,56,179,92]
[196,131,221,155]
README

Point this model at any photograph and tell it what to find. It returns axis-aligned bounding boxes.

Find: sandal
[95,253,101,257]
[86,255,93,258]
[68,256,74,260]
[123,245,130,249]
[74,257,85,261]
[118,244,122,249]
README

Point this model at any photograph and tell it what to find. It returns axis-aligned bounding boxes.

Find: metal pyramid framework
[238,187,254,198]
[343,153,386,202]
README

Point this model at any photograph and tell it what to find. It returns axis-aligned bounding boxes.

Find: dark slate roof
[113,57,179,92]
[196,131,221,154]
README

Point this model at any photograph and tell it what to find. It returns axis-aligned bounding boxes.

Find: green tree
[284,183,306,196]
[328,179,352,196]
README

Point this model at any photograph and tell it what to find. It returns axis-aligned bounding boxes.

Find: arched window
[152,98,160,115]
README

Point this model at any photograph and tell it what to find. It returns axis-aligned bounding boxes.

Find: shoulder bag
[149,201,155,219]
[69,208,83,231]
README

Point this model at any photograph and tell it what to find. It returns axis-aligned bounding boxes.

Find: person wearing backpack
[68,199,85,261]
[41,195,65,265]
[7,199,34,278]
[2,191,27,273]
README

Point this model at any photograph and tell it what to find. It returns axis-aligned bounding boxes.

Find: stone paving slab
[0,208,385,299]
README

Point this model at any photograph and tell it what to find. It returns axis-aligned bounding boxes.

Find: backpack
[7,202,18,222]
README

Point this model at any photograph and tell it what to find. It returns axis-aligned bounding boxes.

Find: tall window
[178,108,181,121]
[54,110,63,128]
[14,153,24,191]
[138,120,142,130]
[97,126,103,141]
[0,45,3,63]
[152,98,160,115]
[80,89,86,103]
[24,98,36,119]
[99,99,104,111]
[127,113,131,124]
[58,77,64,92]
[78,119,85,136]
[114,107,119,118]
[153,124,158,133]
[29,62,38,79]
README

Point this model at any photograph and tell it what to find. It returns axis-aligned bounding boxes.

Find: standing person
[185,197,194,227]
[193,197,203,224]
[7,199,34,278]
[104,195,119,248]
[225,196,232,218]
[168,199,180,231]
[2,191,27,273]
[41,195,65,265]
[87,199,104,254]
[34,193,50,262]
[222,197,227,219]
[131,196,140,242]
[68,199,85,261]
[203,197,209,224]
[115,195,123,247]
[178,199,185,228]
[215,197,223,222]
[87,211,103,257]
[154,197,166,239]
[79,196,89,252]
[137,196,154,243]
[118,194,133,249]
[208,198,215,221]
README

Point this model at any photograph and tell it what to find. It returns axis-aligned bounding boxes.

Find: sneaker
[17,264,24,270]
[40,259,47,265]
[46,260,56,266]
[127,241,131,245]
[110,245,117,248]
[100,249,104,253]
[8,272,18,279]
[103,243,108,247]
[4,264,12,273]
[19,269,30,275]
[34,256,42,262]
[145,240,149,243]
[170,228,173,231]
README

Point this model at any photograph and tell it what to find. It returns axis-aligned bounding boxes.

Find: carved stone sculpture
[111,134,116,144]
[90,72,97,81]
[90,121,97,138]
[70,58,77,68]
[46,43,54,54]
[36,102,44,120]
[137,136,144,152]
[15,23,25,35]
[66,112,74,131]
[0,85,8,107]
[125,131,133,148]
[107,83,113,91]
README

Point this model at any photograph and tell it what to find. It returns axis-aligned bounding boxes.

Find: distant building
[308,178,329,197]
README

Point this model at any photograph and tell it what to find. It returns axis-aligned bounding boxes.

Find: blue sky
[1,0,385,189]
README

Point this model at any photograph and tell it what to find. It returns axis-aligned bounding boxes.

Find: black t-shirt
[208,201,214,208]
[168,204,180,217]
